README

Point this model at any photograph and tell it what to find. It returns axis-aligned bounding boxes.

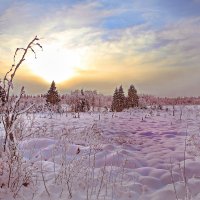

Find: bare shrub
[0,36,42,199]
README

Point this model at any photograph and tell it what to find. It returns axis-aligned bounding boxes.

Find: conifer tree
[127,84,139,108]
[79,89,90,112]
[46,81,60,106]
[117,85,125,111]
[111,85,125,112]
[111,87,118,111]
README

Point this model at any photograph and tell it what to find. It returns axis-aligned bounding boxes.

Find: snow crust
[1,106,200,199]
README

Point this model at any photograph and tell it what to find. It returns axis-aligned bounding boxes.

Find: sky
[0,0,200,97]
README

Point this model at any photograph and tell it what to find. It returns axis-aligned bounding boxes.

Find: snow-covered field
[1,106,200,200]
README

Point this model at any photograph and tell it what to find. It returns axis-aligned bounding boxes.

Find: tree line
[45,81,139,113]
[45,81,111,112]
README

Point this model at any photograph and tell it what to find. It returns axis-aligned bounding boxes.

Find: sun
[26,43,86,83]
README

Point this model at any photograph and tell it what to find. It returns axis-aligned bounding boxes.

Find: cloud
[0,1,200,96]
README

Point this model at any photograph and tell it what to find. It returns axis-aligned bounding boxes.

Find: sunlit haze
[26,43,88,83]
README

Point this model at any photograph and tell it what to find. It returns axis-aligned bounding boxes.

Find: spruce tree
[117,85,125,112]
[46,81,60,106]
[111,86,125,112]
[127,84,139,108]
[111,88,118,111]
[79,89,90,112]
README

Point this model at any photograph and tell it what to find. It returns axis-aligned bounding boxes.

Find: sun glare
[26,43,86,83]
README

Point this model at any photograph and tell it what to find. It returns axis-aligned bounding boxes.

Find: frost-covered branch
[0,36,42,155]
